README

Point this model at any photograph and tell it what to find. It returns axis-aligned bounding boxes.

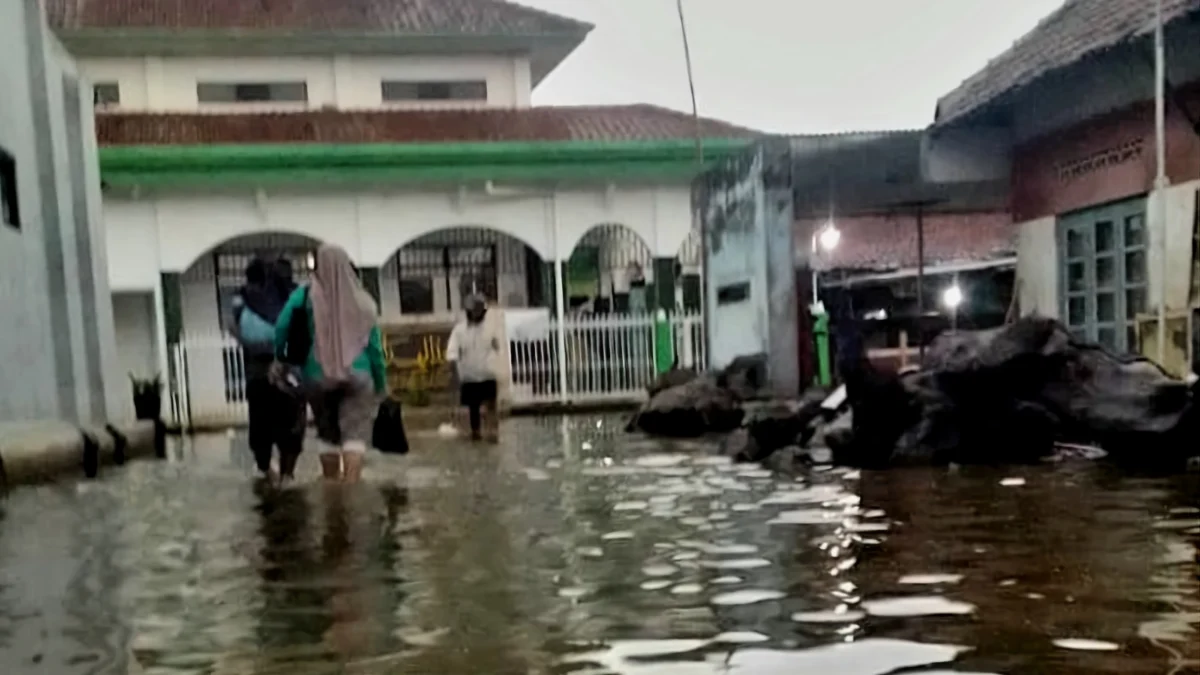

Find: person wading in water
[447,294,500,442]
[275,244,387,482]
[231,256,305,481]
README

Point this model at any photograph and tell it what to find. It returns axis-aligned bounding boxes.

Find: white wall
[112,291,157,379]
[0,0,124,423]
[1016,216,1058,318]
[78,54,532,112]
[104,183,697,290]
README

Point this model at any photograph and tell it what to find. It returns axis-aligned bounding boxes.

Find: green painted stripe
[101,159,725,188]
[99,138,751,171]
[98,138,752,187]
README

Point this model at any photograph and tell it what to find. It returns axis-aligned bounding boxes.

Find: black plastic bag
[373,397,409,455]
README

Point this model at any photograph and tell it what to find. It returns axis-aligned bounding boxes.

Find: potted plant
[130,373,162,421]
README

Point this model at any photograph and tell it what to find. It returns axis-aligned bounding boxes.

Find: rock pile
[628,317,1199,471]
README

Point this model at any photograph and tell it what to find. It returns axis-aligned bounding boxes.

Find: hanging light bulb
[818,223,841,252]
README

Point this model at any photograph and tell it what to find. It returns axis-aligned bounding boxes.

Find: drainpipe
[1153,0,1169,364]
[552,197,569,403]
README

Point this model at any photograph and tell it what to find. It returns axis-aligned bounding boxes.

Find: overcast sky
[519,0,1065,133]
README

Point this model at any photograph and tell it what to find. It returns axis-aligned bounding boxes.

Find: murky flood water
[0,415,1197,674]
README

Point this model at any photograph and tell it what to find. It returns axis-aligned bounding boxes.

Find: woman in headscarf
[275,244,387,482]
[232,256,305,480]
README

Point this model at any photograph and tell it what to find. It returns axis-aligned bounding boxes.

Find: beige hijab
[310,244,377,382]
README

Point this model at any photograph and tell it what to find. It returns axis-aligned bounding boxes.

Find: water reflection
[0,415,1194,674]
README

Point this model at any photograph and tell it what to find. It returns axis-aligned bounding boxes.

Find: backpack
[282,286,312,367]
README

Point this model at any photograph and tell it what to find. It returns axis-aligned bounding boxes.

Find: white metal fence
[168,311,706,428]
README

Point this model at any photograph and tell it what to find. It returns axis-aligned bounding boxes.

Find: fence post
[554,259,569,403]
[813,310,831,387]
[653,308,674,374]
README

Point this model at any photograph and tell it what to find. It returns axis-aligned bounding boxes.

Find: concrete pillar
[652,257,677,312]
[542,261,559,315]
[158,272,182,425]
[358,266,382,313]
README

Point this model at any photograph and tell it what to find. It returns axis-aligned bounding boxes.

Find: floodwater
[0,416,1197,675]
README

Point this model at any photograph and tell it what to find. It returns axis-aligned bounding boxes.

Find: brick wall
[1012,92,1200,222]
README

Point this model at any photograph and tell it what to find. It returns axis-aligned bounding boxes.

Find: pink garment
[310,244,377,382]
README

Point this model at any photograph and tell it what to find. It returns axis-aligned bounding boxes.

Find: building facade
[0,0,123,423]
[928,0,1200,370]
[45,0,751,417]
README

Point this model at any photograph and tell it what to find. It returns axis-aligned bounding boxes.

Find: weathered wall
[700,141,799,394]
[1015,216,1059,318]
[0,0,123,423]
[1011,95,1200,222]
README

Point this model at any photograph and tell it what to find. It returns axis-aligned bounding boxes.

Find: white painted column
[555,258,569,403]
[152,278,170,414]
[552,197,569,402]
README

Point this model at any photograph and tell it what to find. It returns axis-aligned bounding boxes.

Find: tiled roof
[94,105,759,146]
[936,0,1200,125]
[800,212,1016,272]
[46,0,591,35]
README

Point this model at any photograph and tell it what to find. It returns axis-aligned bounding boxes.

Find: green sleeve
[274,287,304,360]
[366,325,388,394]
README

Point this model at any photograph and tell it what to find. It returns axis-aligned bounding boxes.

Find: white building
[46,0,752,419]
[0,0,123,423]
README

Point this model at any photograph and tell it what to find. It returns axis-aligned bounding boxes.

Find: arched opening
[180,232,324,336]
[380,226,546,319]
[171,232,323,426]
[566,223,654,314]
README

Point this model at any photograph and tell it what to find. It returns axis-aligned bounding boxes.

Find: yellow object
[1135,310,1192,378]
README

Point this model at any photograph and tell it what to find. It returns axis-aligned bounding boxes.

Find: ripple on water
[710,589,786,606]
[700,557,772,570]
[767,509,842,525]
[613,500,649,512]
[711,631,769,644]
[898,574,964,585]
[640,580,672,591]
[642,564,679,577]
[863,596,977,617]
[792,608,868,624]
[601,530,635,541]
[1053,638,1121,651]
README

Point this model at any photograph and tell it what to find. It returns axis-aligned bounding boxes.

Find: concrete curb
[0,419,161,489]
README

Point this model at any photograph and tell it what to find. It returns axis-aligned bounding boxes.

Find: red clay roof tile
[94,105,759,145]
[936,0,1200,125]
[46,0,590,35]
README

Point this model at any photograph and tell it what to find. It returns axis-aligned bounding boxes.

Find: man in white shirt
[447,294,500,441]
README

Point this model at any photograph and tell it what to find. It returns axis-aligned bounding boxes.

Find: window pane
[93,83,120,107]
[1096,292,1115,322]
[1126,288,1145,316]
[197,82,308,103]
[1097,327,1117,350]
[1066,229,1086,257]
[1095,220,1114,252]
[399,278,435,314]
[1124,214,1145,247]
[1126,325,1139,353]
[1125,250,1146,283]
[1096,256,1114,287]
[1067,296,1086,325]
[1067,261,1086,291]
[382,80,488,101]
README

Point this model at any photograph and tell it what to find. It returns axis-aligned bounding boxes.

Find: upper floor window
[1,147,19,231]
[93,82,120,109]
[197,82,308,104]
[382,80,487,102]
